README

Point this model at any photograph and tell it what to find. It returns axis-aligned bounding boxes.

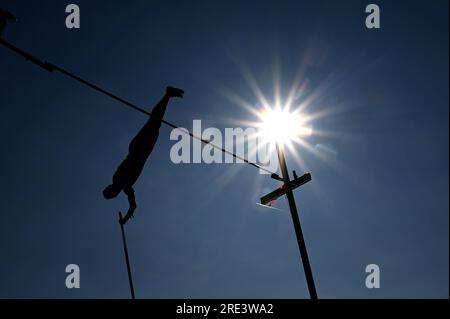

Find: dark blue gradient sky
[0,0,448,298]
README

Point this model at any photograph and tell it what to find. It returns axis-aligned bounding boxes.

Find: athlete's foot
[166,86,184,98]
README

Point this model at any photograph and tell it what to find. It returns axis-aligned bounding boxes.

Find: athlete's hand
[119,204,136,225]
[128,205,136,220]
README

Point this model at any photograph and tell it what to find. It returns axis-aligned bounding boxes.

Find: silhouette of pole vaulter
[103,87,184,224]
[0,9,16,36]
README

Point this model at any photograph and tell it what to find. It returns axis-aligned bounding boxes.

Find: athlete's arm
[121,187,137,224]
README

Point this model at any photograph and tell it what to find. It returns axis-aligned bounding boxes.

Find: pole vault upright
[118,212,136,299]
[275,143,317,299]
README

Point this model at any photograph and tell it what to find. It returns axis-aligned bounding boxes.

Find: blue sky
[0,0,448,298]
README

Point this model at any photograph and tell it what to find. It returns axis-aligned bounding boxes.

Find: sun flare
[257,107,312,145]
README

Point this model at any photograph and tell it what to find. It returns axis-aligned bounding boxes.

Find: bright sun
[257,107,312,145]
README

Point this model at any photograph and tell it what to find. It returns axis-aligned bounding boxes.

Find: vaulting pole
[276,143,317,299]
[119,212,136,299]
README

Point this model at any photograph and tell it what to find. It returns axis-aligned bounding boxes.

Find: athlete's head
[103,184,121,199]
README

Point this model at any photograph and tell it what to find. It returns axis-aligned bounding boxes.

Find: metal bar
[0,38,54,71]
[0,38,275,175]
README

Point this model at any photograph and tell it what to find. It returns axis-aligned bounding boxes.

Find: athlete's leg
[149,86,184,121]
[129,87,184,155]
